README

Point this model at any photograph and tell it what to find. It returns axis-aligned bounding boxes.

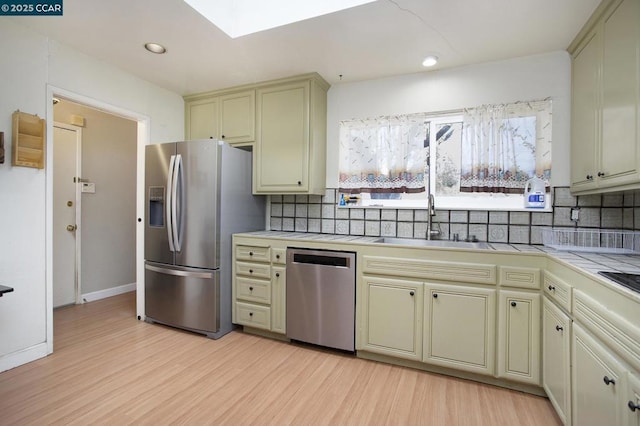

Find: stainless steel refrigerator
[144,139,265,339]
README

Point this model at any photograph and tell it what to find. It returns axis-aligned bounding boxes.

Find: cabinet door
[271,266,286,334]
[424,283,495,376]
[255,81,310,193]
[219,90,255,145]
[186,98,218,140]
[628,373,640,426]
[361,276,423,361]
[497,290,540,385]
[542,298,572,425]
[570,29,600,192]
[572,323,626,426]
[599,0,640,189]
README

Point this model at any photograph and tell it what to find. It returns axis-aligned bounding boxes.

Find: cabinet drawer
[236,245,270,262]
[236,302,271,330]
[543,271,572,313]
[236,261,271,279]
[499,266,540,289]
[236,277,271,304]
[272,248,286,264]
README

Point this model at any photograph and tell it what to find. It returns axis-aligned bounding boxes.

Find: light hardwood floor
[0,292,561,425]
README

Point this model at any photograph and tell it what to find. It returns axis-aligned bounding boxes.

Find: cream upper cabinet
[186,97,218,140]
[361,276,423,361]
[572,323,627,426]
[570,29,600,192]
[570,0,640,194]
[542,298,572,425]
[423,283,496,376]
[218,90,255,145]
[254,75,328,195]
[497,290,540,386]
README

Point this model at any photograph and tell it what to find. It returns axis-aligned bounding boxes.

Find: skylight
[184,0,377,38]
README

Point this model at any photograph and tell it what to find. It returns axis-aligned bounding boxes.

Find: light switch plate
[570,207,580,222]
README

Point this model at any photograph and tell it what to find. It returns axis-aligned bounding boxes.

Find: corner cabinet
[254,75,328,195]
[569,0,640,194]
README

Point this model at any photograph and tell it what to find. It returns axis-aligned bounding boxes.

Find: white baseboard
[0,342,49,373]
[82,282,136,303]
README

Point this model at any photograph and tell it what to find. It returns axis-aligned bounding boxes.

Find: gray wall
[54,100,137,294]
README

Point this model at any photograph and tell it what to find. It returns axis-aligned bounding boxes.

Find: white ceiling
[12,0,601,96]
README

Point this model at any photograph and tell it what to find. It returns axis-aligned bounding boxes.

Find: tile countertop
[238,231,640,297]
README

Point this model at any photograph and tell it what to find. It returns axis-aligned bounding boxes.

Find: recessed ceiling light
[145,43,167,54]
[422,55,438,67]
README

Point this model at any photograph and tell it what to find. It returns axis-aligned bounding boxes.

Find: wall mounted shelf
[12,110,45,169]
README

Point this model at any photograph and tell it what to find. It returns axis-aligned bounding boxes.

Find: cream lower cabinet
[497,290,541,386]
[542,297,572,425]
[628,374,640,426]
[423,283,495,376]
[572,323,627,426]
[361,276,423,361]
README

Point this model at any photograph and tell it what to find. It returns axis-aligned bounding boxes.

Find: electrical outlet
[570,207,580,222]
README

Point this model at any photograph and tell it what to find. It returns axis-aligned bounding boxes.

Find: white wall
[0,19,184,372]
[326,51,572,188]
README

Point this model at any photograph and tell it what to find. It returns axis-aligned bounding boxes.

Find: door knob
[66,224,77,232]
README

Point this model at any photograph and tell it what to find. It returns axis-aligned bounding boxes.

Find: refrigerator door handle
[173,154,184,252]
[166,154,177,252]
[145,263,214,279]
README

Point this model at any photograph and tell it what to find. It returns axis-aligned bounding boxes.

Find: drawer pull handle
[598,171,605,177]
[510,301,517,307]
[629,401,640,412]
[586,174,593,180]
[548,285,555,291]
[249,251,254,256]
[433,293,438,298]
[409,291,414,296]
[249,287,253,291]
[249,312,253,317]
[555,325,563,332]
[276,273,280,278]
[603,376,616,386]
[249,269,253,274]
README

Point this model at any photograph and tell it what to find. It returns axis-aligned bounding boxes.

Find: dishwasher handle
[289,251,352,268]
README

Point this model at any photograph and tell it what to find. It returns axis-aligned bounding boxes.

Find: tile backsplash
[269,188,640,245]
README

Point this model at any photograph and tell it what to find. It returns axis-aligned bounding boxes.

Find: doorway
[52,98,138,305]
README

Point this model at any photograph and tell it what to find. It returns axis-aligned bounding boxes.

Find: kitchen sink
[374,237,491,250]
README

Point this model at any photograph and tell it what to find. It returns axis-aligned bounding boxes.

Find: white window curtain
[460,100,552,193]
[339,113,428,193]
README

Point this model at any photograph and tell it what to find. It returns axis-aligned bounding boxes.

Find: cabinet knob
[628,401,640,412]
[603,376,616,386]
[433,293,438,298]
[555,325,563,332]
[297,181,302,185]
[597,171,605,177]
[249,269,253,274]
[249,286,253,291]
[409,291,414,296]
[276,254,280,259]
[249,312,253,317]
[221,134,225,139]
[249,251,254,256]
[276,273,280,278]
[510,301,517,307]
[548,285,556,291]
[586,174,593,180]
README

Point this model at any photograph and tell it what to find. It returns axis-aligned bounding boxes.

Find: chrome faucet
[426,193,440,240]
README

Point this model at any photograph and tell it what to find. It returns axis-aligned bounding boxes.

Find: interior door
[53,123,81,307]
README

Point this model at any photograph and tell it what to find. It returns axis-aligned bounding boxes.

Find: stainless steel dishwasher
[286,248,356,352]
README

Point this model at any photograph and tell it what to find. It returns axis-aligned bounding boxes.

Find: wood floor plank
[0,292,561,425]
